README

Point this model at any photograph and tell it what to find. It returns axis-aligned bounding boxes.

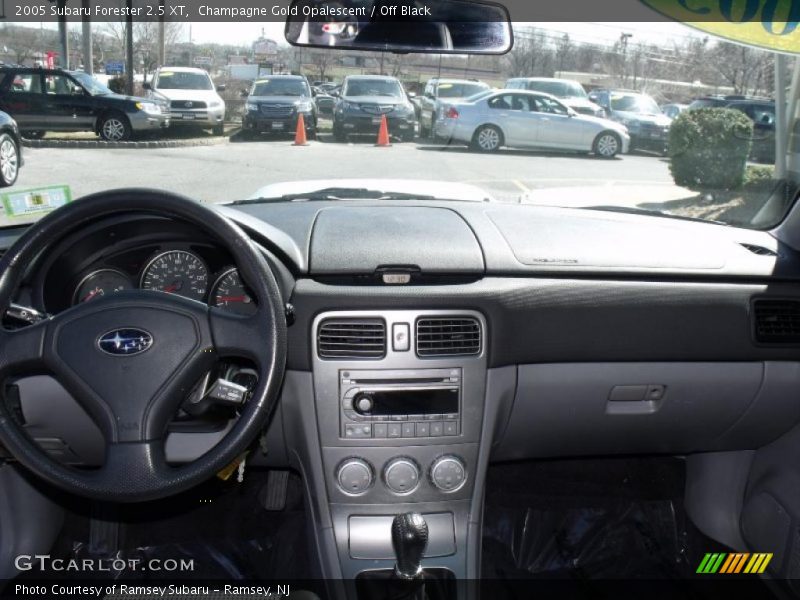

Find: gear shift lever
[391,512,429,579]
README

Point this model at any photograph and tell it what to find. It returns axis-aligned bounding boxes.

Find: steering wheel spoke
[0,319,49,377]
[209,306,273,370]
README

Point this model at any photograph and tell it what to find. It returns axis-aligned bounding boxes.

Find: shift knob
[391,512,429,579]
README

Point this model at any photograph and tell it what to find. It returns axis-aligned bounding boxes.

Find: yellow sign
[642,0,800,54]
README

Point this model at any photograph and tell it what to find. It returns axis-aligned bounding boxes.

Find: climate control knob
[430,455,467,493]
[383,457,420,495]
[336,458,374,495]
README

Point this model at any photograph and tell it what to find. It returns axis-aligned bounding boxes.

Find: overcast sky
[20,20,701,48]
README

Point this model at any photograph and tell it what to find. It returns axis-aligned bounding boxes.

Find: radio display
[369,388,458,416]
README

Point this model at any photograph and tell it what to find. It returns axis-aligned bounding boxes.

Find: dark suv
[0,67,169,141]
[725,99,776,163]
[241,75,317,139]
[333,75,417,142]
[588,88,672,154]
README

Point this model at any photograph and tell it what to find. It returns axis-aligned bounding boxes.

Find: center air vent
[416,316,481,357]
[753,299,800,344]
[317,318,386,359]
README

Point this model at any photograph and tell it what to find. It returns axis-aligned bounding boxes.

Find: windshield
[154,71,214,91]
[610,93,661,115]
[71,72,112,96]
[0,17,793,232]
[251,79,310,97]
[528,80,587,99]
[344,79,403,97]
[437,82,490,98]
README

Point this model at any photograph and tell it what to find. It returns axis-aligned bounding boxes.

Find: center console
[310,309,488,587]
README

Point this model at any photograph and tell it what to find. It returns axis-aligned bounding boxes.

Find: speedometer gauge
[210,268,257,316]
[140,250,208,301]
[73,269,133,305]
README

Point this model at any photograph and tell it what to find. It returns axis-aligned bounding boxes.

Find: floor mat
[482,458,724,579]
[46,469,314,581]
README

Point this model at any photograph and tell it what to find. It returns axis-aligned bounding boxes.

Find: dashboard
[6,194,800,583]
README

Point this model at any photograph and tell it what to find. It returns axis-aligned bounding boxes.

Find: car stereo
[340,368,461,440]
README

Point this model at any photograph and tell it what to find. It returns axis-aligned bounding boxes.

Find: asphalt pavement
[12,132,681,205]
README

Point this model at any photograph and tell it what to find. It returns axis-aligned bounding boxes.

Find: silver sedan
[434,90,630,157]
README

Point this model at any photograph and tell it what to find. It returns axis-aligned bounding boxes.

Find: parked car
[506,77,605,117]
[0,66,169,142]
[588,88,671,154]
[0,110,21,186]
[332,75,417,142]
[312,86,336,116]
[242,75,318,139]
[145,67,226,136]
[725,99,776,163]
[687,94,760,110]
[661,103,688,119]
[435,89,629,157]
[417,78,491,138]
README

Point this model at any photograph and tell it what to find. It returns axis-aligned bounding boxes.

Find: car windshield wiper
[230,187,438,205]
[579,205,729,226]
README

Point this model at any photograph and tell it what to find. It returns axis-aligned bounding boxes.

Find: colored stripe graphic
[698,552,773,574]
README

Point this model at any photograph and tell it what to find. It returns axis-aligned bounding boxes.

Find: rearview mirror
[142,81,152,90]
[284,0,513,55]
[217,84,227,92]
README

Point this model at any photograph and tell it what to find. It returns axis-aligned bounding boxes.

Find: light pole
[620,32,632,87]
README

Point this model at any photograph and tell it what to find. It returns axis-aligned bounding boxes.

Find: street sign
[193,56,213,66]
[105,61,124,75]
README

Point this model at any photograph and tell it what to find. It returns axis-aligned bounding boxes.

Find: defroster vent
[416,316,481,357]
[753,299,800,344]
[317,318,386,359]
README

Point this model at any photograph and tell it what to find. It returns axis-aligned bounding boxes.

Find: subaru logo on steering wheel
[97,329,153,356]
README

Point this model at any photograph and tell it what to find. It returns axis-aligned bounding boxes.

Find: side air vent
[741,243,778,257]
[416,316,481,357]
[317,318,386,359]
[753,300,800,344]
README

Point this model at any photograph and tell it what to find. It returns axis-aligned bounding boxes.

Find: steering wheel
[0,189,287,502]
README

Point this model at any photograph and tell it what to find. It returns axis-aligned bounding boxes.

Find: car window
[8,73,41,94]
[752,106,775,125]
[487,94,513,110]
[44,74,80,95]
[71,72,112,96]
[488,94,531,111]
[251,79,309,97]
[344,79,403,97]
[155,71,214,91]
[610,93,660,114]
[527,80,587,99]
[437,83,489,98]
[532,96,569,115]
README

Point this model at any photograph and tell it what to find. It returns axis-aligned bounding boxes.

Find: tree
[100,21,185,74]
[309,49,337,81]
[709,41,772,95]
[2,25,44,65]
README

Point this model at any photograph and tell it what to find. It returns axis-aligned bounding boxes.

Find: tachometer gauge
[210,268,257,316]
[73,269,133,305]
[140,250,208,301]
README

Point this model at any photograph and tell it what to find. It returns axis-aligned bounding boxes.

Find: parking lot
[13,133,679,205]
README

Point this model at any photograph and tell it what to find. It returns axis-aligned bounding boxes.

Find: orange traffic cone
[293,113,309,146]
[375,114,391,147]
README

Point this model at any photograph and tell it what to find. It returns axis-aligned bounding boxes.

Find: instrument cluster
[70,247,256,316]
